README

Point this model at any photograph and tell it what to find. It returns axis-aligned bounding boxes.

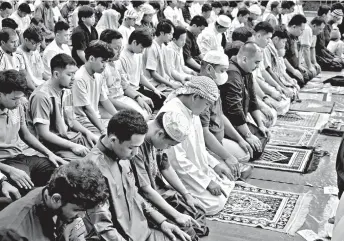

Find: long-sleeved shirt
[219,57,259,126]
[84,140,167,241]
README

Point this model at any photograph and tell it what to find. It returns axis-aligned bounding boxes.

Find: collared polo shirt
[0,105,25,161]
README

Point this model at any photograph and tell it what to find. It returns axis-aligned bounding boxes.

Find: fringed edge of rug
[285,192,313,235]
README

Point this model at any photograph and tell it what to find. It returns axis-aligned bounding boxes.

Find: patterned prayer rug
[250,145,313,173]
[276,112,320,128]
[268,127,318,148]
[298,92,328,101]
[289,100,334,114]
[208,183,312,235]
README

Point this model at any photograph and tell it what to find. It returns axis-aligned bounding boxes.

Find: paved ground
[202,71,344,241]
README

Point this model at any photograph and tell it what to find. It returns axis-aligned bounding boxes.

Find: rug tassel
[287,192,313,235]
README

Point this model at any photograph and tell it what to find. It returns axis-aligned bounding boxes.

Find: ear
[157,129,165,138]
[51,193,62,206]
[89,55,95,62]
[52,70,60,79]
[109,134,118,144]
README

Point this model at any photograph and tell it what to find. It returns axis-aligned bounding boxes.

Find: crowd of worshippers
[0,0,344,240]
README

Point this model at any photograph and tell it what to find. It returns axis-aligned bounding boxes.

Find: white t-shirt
[0,47,25,72]
[118,48,143,90]
[10,11,30,34]
[118,25,135,46]
[17,46,45,86]
[72,65,108,120]
[43,40,72,79]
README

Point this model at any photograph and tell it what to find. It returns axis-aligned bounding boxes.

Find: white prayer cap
[216,15,231,28]
[141,4,156,15]
[124,9,138,19]
[163,112,190,143]
[203,50,229,66]
[249,4,262,16]
[179,0,186,2]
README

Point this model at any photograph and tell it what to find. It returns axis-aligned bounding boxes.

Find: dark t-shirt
[71,23,98,67]
[183,30,201,70]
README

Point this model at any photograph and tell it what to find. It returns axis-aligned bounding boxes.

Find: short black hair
[202,3,212,13]
[232,27,254,42]
[331,2,344,12]
[237,7,250,17]
[85,40,115,61]
[23,26,43,43]
[281,1,295,10]
[100,29,123,43]
[173,26,187,40]
[132,0,145,8]
[254,21,274,34]
[0,2,12,10]
[270,1,280,11]
[229,2,238,8]
[18,3,31,14]
[107,110,148,142]
[272,26,288,39]
[46,160,109,209]
[78,1,90,6]
[78,5,94,22]
[211,2,222,9]
[190,15,208,27]
[97,1,108,7]
[150,2,160,10]
[156,20,174,37]
[2,18,18,30]
[0,70,27,94]
[128,29,153,47]
[54,21,69,33]
[50,53,77,74]
[311,16,326,26]
[318,5,331,16]
[30,17,43,26]
[288,14,307,27]
[225,41,245,59]
[0,28,17,43]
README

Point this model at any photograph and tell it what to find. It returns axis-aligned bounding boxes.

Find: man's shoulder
[0,188,43,230]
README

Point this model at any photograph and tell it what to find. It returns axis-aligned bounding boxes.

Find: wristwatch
[262,95,269,101]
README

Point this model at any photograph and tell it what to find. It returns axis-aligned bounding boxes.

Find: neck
[48,78,64,92]
[55,39,63,47]
[102,135,120,160]
[145,121,155,143]
[178,96,193,112]
[0,103,5,111]
[199,71,211,79]
[155,37,164,46]
[127,44,135,54]
[123,21,130,28]
[84,63,95,76]
[22,44,31,52]
[1,46,12,55]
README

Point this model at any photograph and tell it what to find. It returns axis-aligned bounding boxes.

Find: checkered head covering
[175,76,219,102]
[163,112,190,143]
[332,9,344,18]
